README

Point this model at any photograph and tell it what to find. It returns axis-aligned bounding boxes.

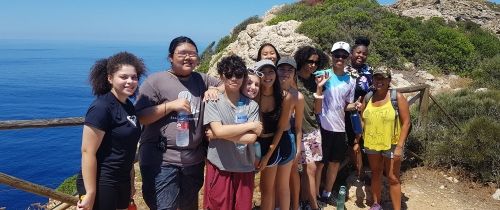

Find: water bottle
[176,111,189,147]
[337,185,346,210]
[234,101,248,153]
[350,111,363,135]
[254,142,261,159]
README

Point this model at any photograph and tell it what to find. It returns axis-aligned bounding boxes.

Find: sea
[0,39,187,209]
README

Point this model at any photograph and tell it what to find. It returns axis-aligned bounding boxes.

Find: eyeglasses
[305,60,320,65]
[332,53,349,59]
[223,70,245,79]
[174,51,198,58]
[247,68,264,77]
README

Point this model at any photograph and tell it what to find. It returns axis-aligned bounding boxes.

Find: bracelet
[313,93,324,99]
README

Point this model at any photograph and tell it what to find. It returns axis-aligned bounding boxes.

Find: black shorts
[320,128,348,163]
[258,130,296,166]
[76,173,131,210]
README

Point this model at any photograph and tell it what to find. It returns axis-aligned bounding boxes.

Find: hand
[169,98,191,114]
[77,195,94,210]
[251,121,263,135]
[353,143,360,154]
[205,128,214,141]
[203,87,221,102]
[354,96,362,110]
[394,146,403,159]
[315,71,330,88]
[257,154,271,171]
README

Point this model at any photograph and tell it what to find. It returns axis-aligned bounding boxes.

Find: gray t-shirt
[135,71,220,167]
[203,94,260,172]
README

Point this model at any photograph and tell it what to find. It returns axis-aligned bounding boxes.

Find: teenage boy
[203,55,263,210]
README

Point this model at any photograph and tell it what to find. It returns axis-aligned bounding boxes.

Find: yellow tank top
[362,98,400,151]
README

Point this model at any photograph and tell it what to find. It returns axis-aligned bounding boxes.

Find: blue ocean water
[0,39,177,209]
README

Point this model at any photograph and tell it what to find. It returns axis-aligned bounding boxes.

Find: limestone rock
[207,20,314,76]
[493,189,500,200]
[389,0,500,37]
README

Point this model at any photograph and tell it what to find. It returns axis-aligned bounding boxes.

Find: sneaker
[318,195,336,206]
[369,203,383,210]
[316,196,327,208]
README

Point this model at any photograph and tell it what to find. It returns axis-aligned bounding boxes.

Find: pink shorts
[299,129,323,164]
[203,160,255,210]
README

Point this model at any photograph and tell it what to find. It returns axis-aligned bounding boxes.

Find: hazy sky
[0,0,498,44]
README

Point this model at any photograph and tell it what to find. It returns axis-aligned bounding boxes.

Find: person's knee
[387,174,400,185]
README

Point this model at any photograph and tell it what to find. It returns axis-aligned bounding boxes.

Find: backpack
[364,89,412,136]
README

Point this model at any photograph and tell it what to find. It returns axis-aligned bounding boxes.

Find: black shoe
[316,196,327,207]
[319,195,337,206]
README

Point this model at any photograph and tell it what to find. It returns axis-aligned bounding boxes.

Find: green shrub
[472,54,500,89]
[56,174,77,195]
[266,0,498,77]
[407,89,500,184]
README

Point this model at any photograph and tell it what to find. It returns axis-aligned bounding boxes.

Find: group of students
[76,35,411,210]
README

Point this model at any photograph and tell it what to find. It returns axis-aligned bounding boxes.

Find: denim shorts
[140,161,204,210]
[365,145,398,159]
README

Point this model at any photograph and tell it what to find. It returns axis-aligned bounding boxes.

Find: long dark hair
[294,46,329,71]
[260,66,283,115]
[256,43,281,63]
[89,52,146,96]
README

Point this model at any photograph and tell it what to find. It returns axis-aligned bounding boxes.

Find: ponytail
[89,58,112,96]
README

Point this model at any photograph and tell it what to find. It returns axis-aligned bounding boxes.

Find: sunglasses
[332,53,349,59]
[305,60,320,65]
[223,70,245,79]
[247,68,264,77]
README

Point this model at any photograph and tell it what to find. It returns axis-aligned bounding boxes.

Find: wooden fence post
[418,86,430,127]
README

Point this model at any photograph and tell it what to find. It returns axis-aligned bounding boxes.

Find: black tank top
[262,108,280,134]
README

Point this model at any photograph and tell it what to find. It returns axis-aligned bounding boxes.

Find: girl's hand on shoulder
[203,87,221,102]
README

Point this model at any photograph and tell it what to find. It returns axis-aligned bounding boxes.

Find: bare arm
[79,125,105,208]
[294,93,305,157]
[137,99,191,125]
[396,92,411,147]
[209,121,261,140]
[314,73,329,114]
[207,128,258,144]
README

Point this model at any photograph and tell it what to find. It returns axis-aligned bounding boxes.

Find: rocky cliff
[389,0,499,36]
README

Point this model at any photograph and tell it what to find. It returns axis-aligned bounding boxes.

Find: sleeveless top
[362,98,400,151]
[262,108,280,135]
[297,75,320,133]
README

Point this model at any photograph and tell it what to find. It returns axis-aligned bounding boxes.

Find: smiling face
[259,45,278,63]
[107,64,138,101]
[372,74,391,91]
[302,54,320,75]
[261,66,276,90]
[169,43,199,76]
[277,64,296,86]
[332,49,349,70]
[351,45,368,67]
[242,74,260,99]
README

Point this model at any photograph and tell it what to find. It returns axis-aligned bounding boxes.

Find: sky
[0,0,498,45]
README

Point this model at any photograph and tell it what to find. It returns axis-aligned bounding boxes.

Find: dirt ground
[130,164,500,210]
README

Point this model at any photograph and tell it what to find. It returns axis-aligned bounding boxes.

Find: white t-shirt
[319,69,355,132]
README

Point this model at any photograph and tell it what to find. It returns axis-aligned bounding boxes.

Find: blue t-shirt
[79,92,141,185]
[319,69,355,132]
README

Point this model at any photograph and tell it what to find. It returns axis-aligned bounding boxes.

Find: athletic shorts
[204,160,254,210]
[320,128,348,163]
[299,129,323,164]
[258,130,296,167]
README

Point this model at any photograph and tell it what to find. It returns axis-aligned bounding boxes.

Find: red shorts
[203,160,255,210]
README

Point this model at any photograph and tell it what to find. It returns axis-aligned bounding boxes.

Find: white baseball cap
[331,41,350,54]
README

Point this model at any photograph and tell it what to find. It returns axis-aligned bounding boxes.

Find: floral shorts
[299,129,323,164]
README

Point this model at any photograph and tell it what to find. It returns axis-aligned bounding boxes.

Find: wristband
[313,93,324,99]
